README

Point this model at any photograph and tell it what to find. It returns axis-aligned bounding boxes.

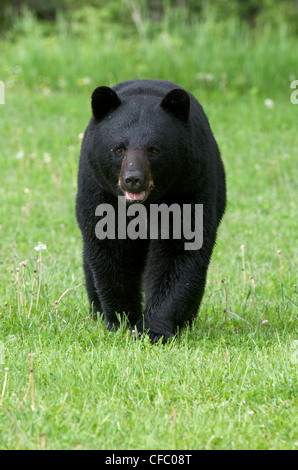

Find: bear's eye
[148,147,159,156]
[113,147,125,155]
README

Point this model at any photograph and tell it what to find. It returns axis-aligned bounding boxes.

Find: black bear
[76,80,226,343]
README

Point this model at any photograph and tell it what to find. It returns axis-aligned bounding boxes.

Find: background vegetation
[1,0,298,32]
[0,0,297,450]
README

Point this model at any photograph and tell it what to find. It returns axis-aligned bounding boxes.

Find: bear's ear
[91,86,121,121]
[160,88,190,122]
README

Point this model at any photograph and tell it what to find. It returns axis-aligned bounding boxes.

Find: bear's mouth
[118,178,154,203]
[124,191,146,203]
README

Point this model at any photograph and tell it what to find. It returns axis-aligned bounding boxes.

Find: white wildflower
[78,77,92,86]
[197,72,214,82]
[34,242,47,251]
[15,150,24,160]
[43,152,52,163]
[264,99,274,109]
[42,86,51,96]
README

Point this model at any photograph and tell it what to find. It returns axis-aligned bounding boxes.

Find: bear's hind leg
[83,256,102,319]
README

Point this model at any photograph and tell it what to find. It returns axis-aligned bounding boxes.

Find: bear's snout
[123,171,144,191]
[119,149,153,202]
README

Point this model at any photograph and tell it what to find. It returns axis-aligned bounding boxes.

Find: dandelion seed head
[34,242,47,251]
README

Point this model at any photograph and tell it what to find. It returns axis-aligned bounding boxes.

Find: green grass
[0,8,297,450]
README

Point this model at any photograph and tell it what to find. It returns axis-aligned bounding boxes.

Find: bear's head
[88,85,191,204]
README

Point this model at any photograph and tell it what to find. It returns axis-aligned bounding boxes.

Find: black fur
[76,79,226,343]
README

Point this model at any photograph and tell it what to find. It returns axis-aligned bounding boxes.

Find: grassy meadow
[0,8,297,450]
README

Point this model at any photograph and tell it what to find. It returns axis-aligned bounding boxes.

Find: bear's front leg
[136,240,209,343]
[84,239,146,330]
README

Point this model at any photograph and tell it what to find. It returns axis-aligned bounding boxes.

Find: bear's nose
[124,172,144,190]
